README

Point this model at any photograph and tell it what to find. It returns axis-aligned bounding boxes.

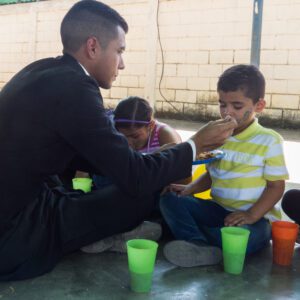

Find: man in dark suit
[0,0,236,280]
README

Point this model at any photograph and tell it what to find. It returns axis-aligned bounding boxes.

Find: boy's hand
[169,183,193,196]
[224,211,258,226]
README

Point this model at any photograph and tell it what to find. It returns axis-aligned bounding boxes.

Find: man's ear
[86,36,100,59]
[255,98,266,113]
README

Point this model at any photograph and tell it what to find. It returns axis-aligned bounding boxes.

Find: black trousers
[281,189,300,224]
[0,184,157,281]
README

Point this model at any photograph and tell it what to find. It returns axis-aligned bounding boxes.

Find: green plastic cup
[127,239,158,293]
[72,178,92,193]
[221,227,250,275]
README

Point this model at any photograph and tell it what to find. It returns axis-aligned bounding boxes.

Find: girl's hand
[224,211,258,226]
[153,142,177,154]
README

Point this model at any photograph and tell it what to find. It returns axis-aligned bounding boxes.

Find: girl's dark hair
[114,96,153,129]
[217,64,265,103]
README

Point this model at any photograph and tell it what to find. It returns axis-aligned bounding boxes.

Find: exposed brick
[0,0,299,128]
[272,95,299,109]
[187,78,210,91]
[163,101,184,114]
[120,76,139,88]
[288,80,300,94]
[185,51,209,64]
[210,50,234,64]
[288,50,300,64]
[155,89,175,102]
[128,88,145,98]
[177,64,198,77]
[175,90,197,103]
[268,80,288,94]
[165,77,187,90]
[261,50,288,65]
[274,65,300,80]
[110,87,128,99]
[156,64,177,77]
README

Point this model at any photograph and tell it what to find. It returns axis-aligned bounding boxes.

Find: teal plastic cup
[221,227,250,275]
[127,239,158,293]
[72,178,92,193]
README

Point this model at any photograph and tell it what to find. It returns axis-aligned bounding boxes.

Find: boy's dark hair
[114,96,153,129]
[61,0,128,54]
[217,64,265,103]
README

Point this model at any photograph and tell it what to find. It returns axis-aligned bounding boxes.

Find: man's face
[92,26,126,89]
[218,90,263,135]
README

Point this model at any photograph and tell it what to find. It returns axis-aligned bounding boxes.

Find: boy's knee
[243,221,271,254]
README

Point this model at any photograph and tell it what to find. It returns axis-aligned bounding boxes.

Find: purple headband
[114,118,151,124]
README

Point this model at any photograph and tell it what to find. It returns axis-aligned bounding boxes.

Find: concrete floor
[0,244,299,300]
[0,119,299,299]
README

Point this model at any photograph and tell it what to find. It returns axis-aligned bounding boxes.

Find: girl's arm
[158,124,182,145]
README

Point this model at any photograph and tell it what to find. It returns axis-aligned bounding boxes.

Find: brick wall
[0,0,299,127]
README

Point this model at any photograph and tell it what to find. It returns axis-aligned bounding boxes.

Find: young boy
[160,64,289,267]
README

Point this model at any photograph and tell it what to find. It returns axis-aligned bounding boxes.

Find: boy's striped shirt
[207,119,289,221]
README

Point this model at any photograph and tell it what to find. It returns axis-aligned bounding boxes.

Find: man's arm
[55,77,236,198]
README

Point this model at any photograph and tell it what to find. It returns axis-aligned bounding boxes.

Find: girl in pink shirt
[114,96,181,154]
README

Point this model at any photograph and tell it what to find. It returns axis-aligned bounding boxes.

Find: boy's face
[118,126,150,151]
[218,89,265,135]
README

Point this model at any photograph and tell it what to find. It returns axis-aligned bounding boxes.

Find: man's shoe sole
[81,236,114,254]
[110,221,162,253]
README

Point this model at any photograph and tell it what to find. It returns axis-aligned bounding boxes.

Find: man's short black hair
[217,64,265,103]
[61,0,128,53]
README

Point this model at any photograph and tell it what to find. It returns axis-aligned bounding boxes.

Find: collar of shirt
[231,118,261,142]
[78,62,90,76]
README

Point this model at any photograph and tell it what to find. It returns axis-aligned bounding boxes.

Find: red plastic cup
[271,221,299,266]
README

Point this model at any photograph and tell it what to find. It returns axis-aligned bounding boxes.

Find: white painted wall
[0,0,299,126]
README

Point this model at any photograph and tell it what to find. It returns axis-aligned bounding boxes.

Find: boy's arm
[224,180,285,226]
[170,172,212,196]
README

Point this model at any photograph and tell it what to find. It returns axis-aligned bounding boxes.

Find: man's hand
[224,211,258,226]
[191,116,237,154]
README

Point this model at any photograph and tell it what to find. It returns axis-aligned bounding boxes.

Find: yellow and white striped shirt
[207,119,289,221]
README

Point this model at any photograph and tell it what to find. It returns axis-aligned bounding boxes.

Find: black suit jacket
[0,54,193,223]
